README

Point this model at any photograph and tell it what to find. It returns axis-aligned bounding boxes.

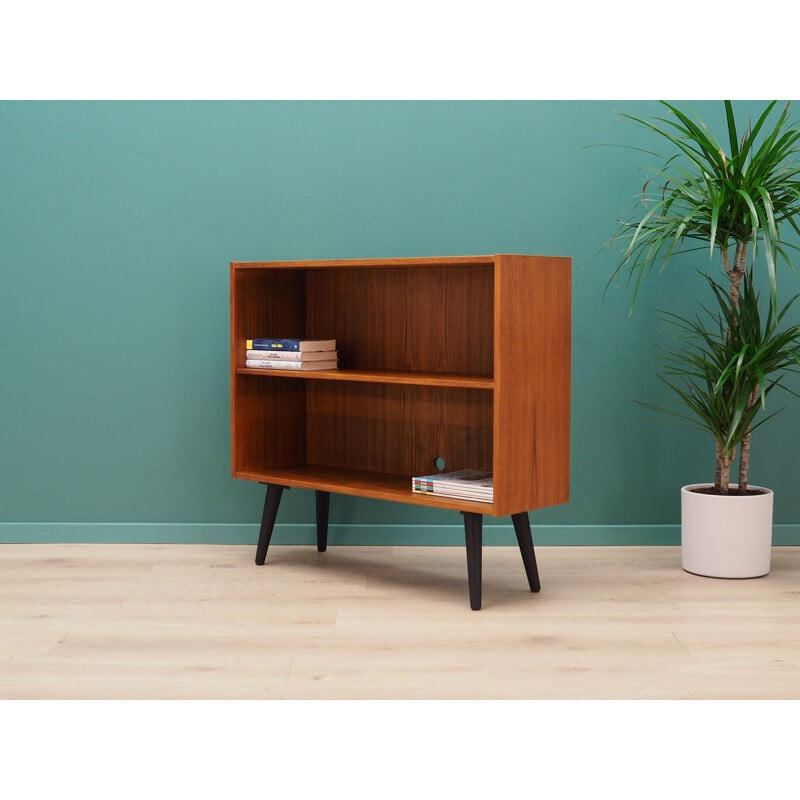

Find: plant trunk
[723,241,748,313]
[720,240,749,494]
[715,439,734,494]
[738,429,751,493]
[738,385,759,494]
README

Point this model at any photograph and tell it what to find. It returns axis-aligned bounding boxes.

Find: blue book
[246,338,336,352]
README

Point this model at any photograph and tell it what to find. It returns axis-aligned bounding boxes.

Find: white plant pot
[681,484,774,578]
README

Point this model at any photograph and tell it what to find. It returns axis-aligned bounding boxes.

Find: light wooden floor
[2,543,799,699]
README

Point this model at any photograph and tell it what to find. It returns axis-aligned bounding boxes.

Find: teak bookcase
[230,254,571,609]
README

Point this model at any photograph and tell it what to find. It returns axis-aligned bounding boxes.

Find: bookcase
[230,254,571,609]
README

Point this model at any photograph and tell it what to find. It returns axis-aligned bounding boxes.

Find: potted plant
[610,100,800,578]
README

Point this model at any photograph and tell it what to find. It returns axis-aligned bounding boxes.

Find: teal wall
[2,100,799,545]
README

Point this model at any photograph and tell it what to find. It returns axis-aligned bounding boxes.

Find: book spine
[247,339,303,351]
[245,359,338,371]
[246,350,337,361]
[246,350,304,361]
[246,338,336,351]
[246,359,304,369]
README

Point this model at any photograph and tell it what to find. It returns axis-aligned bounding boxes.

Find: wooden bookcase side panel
[306,265,493,376]
[492,255,571,516]
[305,382,493,478]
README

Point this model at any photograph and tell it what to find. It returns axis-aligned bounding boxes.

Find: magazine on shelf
[411,469,493,502]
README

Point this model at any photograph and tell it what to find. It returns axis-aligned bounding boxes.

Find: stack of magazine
[245,338,338,370]
[411,469,493,503]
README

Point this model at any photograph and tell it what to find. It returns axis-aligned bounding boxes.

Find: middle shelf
[236,367,494,390]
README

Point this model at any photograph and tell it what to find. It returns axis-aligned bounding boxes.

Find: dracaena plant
[610,100,800,494]
[641,271,800,493]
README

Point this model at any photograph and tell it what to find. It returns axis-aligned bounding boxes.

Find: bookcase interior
[232,263,494,376]
[234,376,492,477]
[231,261,497,509]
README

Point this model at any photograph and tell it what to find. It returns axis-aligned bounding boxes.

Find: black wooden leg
[255,484,285,565]
[316,490,330,552]
[511,511,541,593]
[463,512,483,610]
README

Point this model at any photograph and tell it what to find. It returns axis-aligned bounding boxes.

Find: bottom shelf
[234,464,501,516]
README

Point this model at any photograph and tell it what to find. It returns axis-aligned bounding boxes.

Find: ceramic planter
[681,484,774,579]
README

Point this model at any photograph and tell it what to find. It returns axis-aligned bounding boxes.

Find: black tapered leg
[511,511,541,593]
[255,484,285,565]
[463,512,483,610]
[316,490,330,552]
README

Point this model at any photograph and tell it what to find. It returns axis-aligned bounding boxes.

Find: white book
[246,349,338,362]
[245,359,338,371]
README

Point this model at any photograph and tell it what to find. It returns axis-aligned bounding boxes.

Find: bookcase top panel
[231,255,501,270]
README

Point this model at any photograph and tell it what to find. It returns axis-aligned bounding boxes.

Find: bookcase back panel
[306,265,493,376]
[231,269,306,370]
[231,376,307,474]
[306,382,493,477]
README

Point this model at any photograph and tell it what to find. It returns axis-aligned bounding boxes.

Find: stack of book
[411,469,493,503]
[245,338,338,371]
